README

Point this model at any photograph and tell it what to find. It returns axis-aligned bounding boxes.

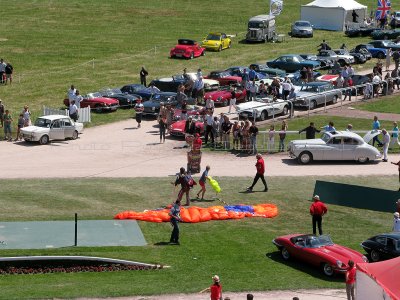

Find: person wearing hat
[247,153,268,192]
[0,99,4,128]
[393,212,400,232]
[168,199,181,245]
[310,195,328,235]
[199,275,222,300]
[134,99,144,128]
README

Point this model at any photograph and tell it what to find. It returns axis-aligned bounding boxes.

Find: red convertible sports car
[173,106,206,122]
[64,92,119,113]
[205,70,242,86]
[272,234,368,276]
[169,115,204,138]
[204,86,247,106]
[170,39,205,59]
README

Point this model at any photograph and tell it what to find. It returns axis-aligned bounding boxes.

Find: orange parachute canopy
[114,204,278,223]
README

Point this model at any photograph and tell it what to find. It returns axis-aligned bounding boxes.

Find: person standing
[322,121,336,133]
[309,195,328,235]
[221,115,232,149]
[158,110,167,143]
[168,200,181,245]
[139,66,148,87]
[204,109,214,145]
[69,101,78,122]
[247,153,268,192]
[232,121,240,150]
[249,121,258,154]
[393,212,400,232]
[228,87,236,113]
[200,275,222,300]
[279,120,288,152]
[0,99,5,128]
[345,260,356,300]
[393,50,400,70]
[248,80,257,101]
[352,9,359,23]
[372,116,383,146]
[3,110,13,141]
[173,167,191,206]
[0,59,6,84]
[386,49,392,72]
[15,114,24,141]
[4,61,13,85]
[22,105,31,127]
[382,129,390,162]
[299,122,321,139]
[205,96,215,113]
[67,85,76,103]
[391,160,400,191]
[390,121,400,150]
[267,125,275,153]
[193,77,205,105]
[134,99,144,128]
[74,90,83,109]
[196,165,210,200]
[165,104,174,134]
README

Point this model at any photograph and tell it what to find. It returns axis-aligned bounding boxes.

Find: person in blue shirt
[321,121,336,133]
[372,116,383,147]
[390,121,400,150]
[169,200,181,245]
[248,67,256,81]
[196,165,210,200]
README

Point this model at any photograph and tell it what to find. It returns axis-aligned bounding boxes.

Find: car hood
[363,130,382,143]
[173,45,191,51]
[202,40,221,46]
[237,99,283,110]
[312,245,365,264]
[204,90,228,99]
[143,101,160,108]
[290,138,325,146]
[296,91,318,98]
[20,126,49,134]
[293,26,312,31]
[86,97,119,104]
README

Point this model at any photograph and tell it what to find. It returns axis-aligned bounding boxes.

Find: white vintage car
[288,131,381,164]
[236,97,291,121]
[21,115,84,145]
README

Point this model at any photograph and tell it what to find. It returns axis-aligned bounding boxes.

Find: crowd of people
[0,100,31,141]
[0,58,13,85]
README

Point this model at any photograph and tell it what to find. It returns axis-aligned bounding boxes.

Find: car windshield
[305,235,333,248]
[111,88,122,94]
[295,21,310,27]
[248,21,263,28]
[321,133,331,143]
[301,85,319,92]
[206,34,221,41]
[86,92,102,99]
[335,50,349,55]
[211,71,230,77]
[34,118,52,128]
[152,94,172,102]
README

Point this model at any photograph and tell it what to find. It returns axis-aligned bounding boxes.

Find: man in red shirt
[346,260,356,300]
[309,195,328,235]
[247,153,268,192]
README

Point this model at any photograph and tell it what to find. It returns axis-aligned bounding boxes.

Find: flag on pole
[375,0,391,20]
[270,0,283,16]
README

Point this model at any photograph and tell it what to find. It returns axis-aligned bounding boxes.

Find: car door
[385,238,398,259]
[62,118,75,138]
[342,137,357,160]
[49,119,65,140]
[323,137,343,160]
[374,236,387,258]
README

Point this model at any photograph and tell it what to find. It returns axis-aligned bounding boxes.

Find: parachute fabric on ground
[114,204,278,223]
[207,176,221,193]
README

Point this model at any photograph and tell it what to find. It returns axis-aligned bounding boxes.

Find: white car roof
[38,115,70,121]
[324,130,364,141]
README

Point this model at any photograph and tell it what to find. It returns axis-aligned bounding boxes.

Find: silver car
[294,82,342,110]
[288,131,381,164]
[291,20,313,38]
[21,115,84,145]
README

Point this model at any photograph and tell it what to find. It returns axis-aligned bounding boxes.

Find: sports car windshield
[248,22,263,28]
[321,133,331,143]
[152,94,172,102]
[295,21,310,27]
[300,85,319,93]
[34,118,52,128]
[305,235,333,248]
[206,34,221,41]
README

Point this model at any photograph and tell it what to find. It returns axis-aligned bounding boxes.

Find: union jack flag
[375,0,391,20]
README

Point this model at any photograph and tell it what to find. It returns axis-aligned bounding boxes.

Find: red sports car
[172,106,206,122]
[170,39,205,59]
[272,234,368,276]
[205,71,242,86]
[64,92,119,112]
[204,86,247,107]
[169,115,204,138]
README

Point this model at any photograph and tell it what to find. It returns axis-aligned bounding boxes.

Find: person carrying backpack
[5,62,13,85]
[172,167,191,206]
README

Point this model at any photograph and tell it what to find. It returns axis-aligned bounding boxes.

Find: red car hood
[204,90,229,101]
[171,120,204,131]
[85,96,119,104]
[172,45,192,51]
[311,245,366,264]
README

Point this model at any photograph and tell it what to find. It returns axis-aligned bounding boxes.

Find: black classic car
[361,232,400,262]
[100,88,142,108]
[150,75,187,93]
[142,92,178,117]
[368,40,400,51]
[333,49,366,64]
[345,26,380,38]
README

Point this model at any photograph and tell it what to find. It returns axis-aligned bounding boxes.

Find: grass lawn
[0,176,396,299]
[0,0,395,128]
[357,94,400,114]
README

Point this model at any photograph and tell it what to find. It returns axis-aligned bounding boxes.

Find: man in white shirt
[382,129,390,162]
[205,96,215,112]
[393,212,400,232]
[204,110,214,145]
[0,59,6,84]
[68,85,76,102]
[347,65,355,77]
[69,100,79,122]
[282,80,292,100]
[147,83,160,95]
[194,77,205,105]
[74,90,83,108]
[248,80,258,101]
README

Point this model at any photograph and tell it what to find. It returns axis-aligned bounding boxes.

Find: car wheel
[95,105,102,113]
[72,130,78,140]
[310,100,317,110]
[282,106,289,116]
[201,50,205,56]
[260,110,268,121]
[370,250,381,262]
[332,95,338,104]
[218,45,222,52]
[322,263,334,277]
[222,99,228,107]
[190,52,194,59]
[228,42,231,48]
[377,52,385,59]
[39,135,49,145]
[298,151,313,164]
[338,59,346,67]
[358,157,369,164]
[281,247,290,261]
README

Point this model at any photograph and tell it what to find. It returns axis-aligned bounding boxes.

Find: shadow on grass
[191,198,215,203]
[266,251,344,283]
[154,241,179,246]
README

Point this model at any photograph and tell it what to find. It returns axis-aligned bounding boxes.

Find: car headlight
[152,107,155,111]
[336,260,343,268]
[362,255,368,262]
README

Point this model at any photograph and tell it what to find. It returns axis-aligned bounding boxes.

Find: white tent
[301,0,367,31]
[356,257,400,300]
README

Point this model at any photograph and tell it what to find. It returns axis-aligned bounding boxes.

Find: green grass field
[0,0,396,127]
[358,93,400,114]
[0,176,396,299]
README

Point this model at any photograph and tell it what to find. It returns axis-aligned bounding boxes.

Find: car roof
[303,81,329,86]
[178,39,196,45]
[39,115,70,120]
[249,15,275,22]
[376,232,400,239]
[294,20,311,24]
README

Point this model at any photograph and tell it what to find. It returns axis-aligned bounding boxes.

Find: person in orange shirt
[309,195,328,235]
[200,275,222,300]
[345,260,356,300]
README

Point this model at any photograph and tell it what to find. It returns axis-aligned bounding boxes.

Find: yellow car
[202,32,231,51]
